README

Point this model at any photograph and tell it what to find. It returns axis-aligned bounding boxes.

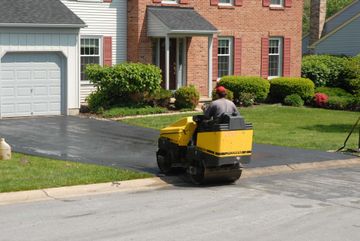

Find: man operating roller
[203,86,239,120]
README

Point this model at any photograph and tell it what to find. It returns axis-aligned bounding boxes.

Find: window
[81,37,101,81]
[268,38,283,78]
[219,0,233,5]
[218,38,233,78]
[270,0,283,7]
[162,0,178,3]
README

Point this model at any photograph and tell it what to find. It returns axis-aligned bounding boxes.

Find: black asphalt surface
[0,116,355,173]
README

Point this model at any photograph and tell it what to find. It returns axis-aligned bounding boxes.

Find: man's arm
[204,103,214,120]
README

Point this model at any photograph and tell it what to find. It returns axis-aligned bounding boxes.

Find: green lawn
[121,105,360,151]
[0,153,153,193]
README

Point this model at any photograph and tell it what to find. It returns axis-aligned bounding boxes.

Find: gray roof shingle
[148,6,217,33]
[322,0,360,36]
[0,0,85,27]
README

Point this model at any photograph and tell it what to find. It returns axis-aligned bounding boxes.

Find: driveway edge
[0,157,359,206]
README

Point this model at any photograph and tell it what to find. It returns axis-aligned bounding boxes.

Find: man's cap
[216,86,227,94]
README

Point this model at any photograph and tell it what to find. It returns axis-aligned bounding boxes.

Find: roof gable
[322,0,360,36]
[0,0,85,27]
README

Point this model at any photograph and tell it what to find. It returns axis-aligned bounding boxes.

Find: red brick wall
[128,0,303,96]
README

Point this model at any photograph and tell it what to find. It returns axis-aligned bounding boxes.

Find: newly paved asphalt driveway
[0,116,355,173]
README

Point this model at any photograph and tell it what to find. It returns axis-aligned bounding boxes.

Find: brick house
[0,0,302,118]
[128,0,303,97]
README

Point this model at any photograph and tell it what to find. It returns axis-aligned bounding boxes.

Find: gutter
[0,23,87,28]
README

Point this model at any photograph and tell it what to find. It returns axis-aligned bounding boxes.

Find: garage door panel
[16,87,32,97]
[33,86,48,96]
[0,52,64,117]
[17,71,32,80]
[1,70,15,81]
[33,71,47,80]
[1,87,15,96]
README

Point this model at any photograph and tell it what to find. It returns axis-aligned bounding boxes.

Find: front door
[156,38,186,90]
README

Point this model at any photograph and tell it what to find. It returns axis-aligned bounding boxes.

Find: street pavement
[0,166,359,241]
[0,116,355,173]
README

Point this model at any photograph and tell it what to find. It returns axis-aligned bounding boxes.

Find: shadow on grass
[301,124,357,133]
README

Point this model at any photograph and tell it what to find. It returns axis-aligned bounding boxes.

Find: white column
[208,35,213,97]
[165,36,170,90]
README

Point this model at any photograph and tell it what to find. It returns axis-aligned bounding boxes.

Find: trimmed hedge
[284,94,304,107]
[174,85,200,110]
[218,76,270,102]
[85,63,162,110]
[315,87,353,98]
[269,77,315,102]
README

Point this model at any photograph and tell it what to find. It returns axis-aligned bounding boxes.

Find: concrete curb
[0,157,359,206]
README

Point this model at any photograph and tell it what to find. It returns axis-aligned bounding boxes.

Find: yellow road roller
[156,114,253,184]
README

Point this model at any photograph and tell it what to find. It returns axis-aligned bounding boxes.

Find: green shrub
[283,94,304,107]
[239,92,255,107]
[85,63,162,106]
[327,96,353,110]
[145,88,172,107]
[315,87,353,98]
[269,77,315,102]
[301,55,347,87]
[212,88,234,101]
[174,85,200,109]
[347,79,360,95]
[218,76,270,102]
[86,91,109,113]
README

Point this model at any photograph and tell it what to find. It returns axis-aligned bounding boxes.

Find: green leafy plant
[218,76,270,102]
[284,94,304,107]
[239,92,255,107]
[269,77,315,103]
[315,87,353,98]
[327,96,353,110]
[301,55,347,87]
[86,91,109,113]
[347,79,360,95]
[85,63,162,106]
[145,88,173,107]
[174,85,200,110]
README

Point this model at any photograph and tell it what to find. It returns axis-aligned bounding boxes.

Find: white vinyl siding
[268,38,283,78]
[61,0,127,102]
[218,38,233,78]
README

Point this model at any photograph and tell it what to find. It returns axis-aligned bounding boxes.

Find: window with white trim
[268,38,283,78]
[270,0,284,7]
[81,37,101,81]
[162,0,178,4]
[218,38,233,78]
[219,0,234,5]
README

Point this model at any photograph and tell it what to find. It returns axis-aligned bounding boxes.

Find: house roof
[147,6,217,36]
[304,0,360,48]
[322,0,360,36]
[0,0,86,28]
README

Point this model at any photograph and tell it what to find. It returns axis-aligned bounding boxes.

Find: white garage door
[0,52,64,117]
